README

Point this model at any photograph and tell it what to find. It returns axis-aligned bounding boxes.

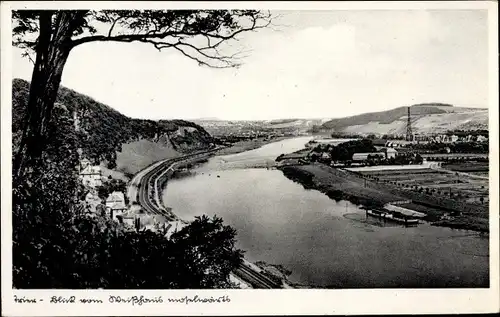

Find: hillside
[321,103,488,135]
[266,118,330,130]
[194,118,332,136]
[12,78,215,175]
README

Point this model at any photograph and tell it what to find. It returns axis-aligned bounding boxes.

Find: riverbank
[215,136,294,156]
[278,163,488,233]
[279,163,399,209]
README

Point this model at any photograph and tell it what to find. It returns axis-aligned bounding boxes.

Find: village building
[352,152,385,162]
[164,220,189,238]
[384,148,398,159]
[115,206,175,234]
[105,191,127,220]
[79,158,102,188]
[321,152,331,160]
[413,133,427,142]
[137,214,169,233]
[84,191,101,213]
[477,135,488,142]
[116,204,141,229]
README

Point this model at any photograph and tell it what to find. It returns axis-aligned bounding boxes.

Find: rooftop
[108,201,126,210]
[384,204,426,218]
[106,191,125,203]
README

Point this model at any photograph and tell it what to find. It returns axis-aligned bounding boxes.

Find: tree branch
[173,45,235,69]
[68,10,272,68]
[107,16,123,37]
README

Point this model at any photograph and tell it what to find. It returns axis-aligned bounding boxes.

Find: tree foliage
[328,139,377,161]
[15,210,243,288]
[13,9,272,68]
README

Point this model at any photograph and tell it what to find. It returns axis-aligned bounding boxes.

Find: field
[115,139,180,175]
[282,163,411,205]
[358,168,489,205]
[280,163,489,231]
[442,161,489,177]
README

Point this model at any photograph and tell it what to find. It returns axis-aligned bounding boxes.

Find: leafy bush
[329,139,377,162]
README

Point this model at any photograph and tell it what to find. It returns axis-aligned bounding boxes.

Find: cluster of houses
[78,158,127,217]
[78,158,187,237]
[425,134,488,143]
[381,133,488,144]
[277,147,402,167]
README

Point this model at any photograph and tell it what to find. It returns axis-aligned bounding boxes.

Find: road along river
[163,137,489,288]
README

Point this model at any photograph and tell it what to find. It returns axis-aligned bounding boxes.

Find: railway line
[133,149,220,217]
[129,148,284,289]
[233,264,282,289]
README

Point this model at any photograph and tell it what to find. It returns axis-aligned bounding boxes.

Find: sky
[12,9,490,121]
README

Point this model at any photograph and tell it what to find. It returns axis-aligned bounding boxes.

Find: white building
[105,191,127,220]
[321,152,331,160]
[79,158,102,188]
[477,135,488,142]
[385,148,398,159]
[164,220,189,238]
[84,191,101,213]
[352,152,385,162]
[117,205,141,228]
[125,212,172,233]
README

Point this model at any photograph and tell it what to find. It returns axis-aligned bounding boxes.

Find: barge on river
[365,208,420,226]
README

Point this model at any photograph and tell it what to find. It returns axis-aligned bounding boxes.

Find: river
[163,136,489,288]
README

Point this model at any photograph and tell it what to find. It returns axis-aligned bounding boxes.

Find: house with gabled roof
[79,158,102,188]
[105,191,127,220]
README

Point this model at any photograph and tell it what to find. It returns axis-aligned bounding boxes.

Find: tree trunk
[13,12,78,179]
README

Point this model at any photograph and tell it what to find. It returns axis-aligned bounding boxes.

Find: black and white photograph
[1,1,499,315]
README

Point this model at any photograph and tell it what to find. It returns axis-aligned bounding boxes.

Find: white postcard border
[1,1,499,316]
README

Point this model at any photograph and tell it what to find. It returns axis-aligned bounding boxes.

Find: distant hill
[193,117,332,136]
[321,103,488,135]
[12,78,214,174]
[192,117,221,121]
[265,118,330,129]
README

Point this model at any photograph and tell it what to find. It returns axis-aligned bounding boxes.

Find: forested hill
[321,103,488,134]
[12,78,214,168]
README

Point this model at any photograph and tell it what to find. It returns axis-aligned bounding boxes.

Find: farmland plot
[360,168,489,206]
